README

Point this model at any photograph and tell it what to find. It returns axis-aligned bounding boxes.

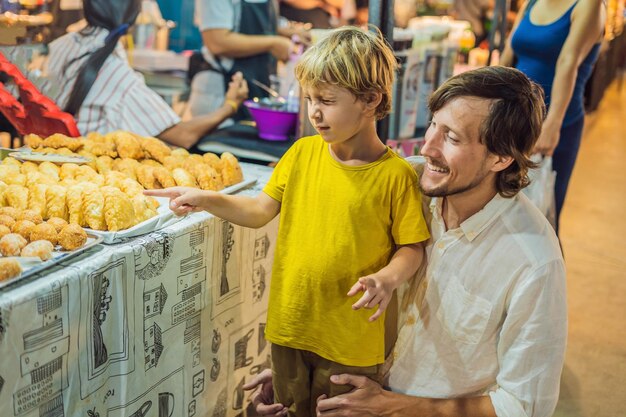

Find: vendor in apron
[189,0,294,123]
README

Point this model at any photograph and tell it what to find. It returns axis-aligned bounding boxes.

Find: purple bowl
[244,100,298,141]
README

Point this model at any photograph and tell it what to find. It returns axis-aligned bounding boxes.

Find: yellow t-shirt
[263,135,430,366]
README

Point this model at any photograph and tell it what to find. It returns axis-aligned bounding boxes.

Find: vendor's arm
[158,72,248,149]
[144,188,280,229]
[349,243,424,321]
[202,29,294,62]
[534,0,605,155]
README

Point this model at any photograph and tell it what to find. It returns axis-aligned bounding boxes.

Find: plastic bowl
[244,100,298,141]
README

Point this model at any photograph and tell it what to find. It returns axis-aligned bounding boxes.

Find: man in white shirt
[246,66,567,417]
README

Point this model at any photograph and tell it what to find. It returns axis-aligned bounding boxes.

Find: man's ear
[490,154,514,173]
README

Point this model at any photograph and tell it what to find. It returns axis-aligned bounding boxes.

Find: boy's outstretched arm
[144,187,280,229]
[348,242,424,321]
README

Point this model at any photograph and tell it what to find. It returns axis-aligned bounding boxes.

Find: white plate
[0,233,104,289]
[9,151,91,164]
[87,177,258,244]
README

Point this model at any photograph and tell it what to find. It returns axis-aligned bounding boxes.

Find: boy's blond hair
[295,26,398,121]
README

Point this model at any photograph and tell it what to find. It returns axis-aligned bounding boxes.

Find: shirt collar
[429,193,517,242]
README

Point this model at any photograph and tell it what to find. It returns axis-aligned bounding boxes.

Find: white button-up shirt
[389,192,567,417]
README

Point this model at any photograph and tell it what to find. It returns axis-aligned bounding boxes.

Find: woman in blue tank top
[501,0,605,234]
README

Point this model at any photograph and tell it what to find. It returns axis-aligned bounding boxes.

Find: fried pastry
[46,185,68,221]
[0,165,26,186]
[42,133,83,151]
[221,152,243,186]
[17,209,43,225]
[28,184,49,218]
[38,161,60,182]
[58,223,87,251]
[139,136,171,163]
[190,164,224,191]
[21,240,54,260]
[47,217,69,233]
[95,155,114,174]
[19,161,39,175]
[24,133,43,149]
[120,178,144,198]
[110,131,144,160]
[102,186,135,231]
[0,258,22,281]
[74,165,101,184]
[131,194,158,224]
[140,159,162,167]
[104,171,127,189]
[1,157,21,167]
[0,207,19,219]
[26,171,57,188]
[60,163,80,181]
[76,150,99,170]
[0,233,28,256]
[112,158,140,180]
[66,185,87,226]
[5,185,29,210]
[83,140,117,158]
[163,155,185,170]
[82,187,106,230]
[172,168,198,188]
[0,180,7,206]
[135,165,158,189]
[202,152,223,171]
[0,224,11,240]
[12,220,36,240]
[0,215,15,229]
[171,148,189,157]
[29,223,58,245]
[153,167,176,188]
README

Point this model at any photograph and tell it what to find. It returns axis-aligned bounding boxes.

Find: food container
[244,100,298,141]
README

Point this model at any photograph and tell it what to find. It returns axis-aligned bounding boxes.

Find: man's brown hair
[429,66,546,197]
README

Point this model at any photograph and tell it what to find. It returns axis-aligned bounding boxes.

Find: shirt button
[437,242,445,250]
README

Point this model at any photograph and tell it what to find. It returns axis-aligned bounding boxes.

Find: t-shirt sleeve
[391,175,430,245]
[263,142,298,202]
[195,0,235,31]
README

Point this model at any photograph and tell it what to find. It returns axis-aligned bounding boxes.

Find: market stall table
[0,163,277,417]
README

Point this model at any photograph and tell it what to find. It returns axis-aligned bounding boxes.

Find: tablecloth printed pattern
[0,163,277,417]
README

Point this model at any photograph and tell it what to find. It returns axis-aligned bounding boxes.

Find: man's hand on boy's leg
[243,369,288,416]
[347,274,395,322]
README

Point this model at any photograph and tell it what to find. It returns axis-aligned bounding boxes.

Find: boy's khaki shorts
[271,344,383,417]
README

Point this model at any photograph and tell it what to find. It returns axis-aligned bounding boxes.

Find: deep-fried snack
[0,165,26,186]
[0,224,11,240]
[12,220,36,240]
[42,133,84,151]
[104,171,127,189]
[38,161,60,181]
[54,147,75,156]
[59,179,79,187]
[82,140,117,158]
[47,217,69,233]
[20,161,39,175]
[138,136,171,163]
[120,178,144,197]
[172,168,198,188]
[5,185,29,210]
[0,233,28,256]
[0,207,19,219]
[102,186,135,231]
[0,180,7,205]
[82,187,106,230]
[17,209,43,225]
[46,185,68,220]
[75,165,104,185]
[76,150,99,171]
[66,185,87,226]
[162,155,185,170]
[189,164,224,191]
[202,152,223,171]
[57,223,87,251]
[1,156,21,167]
[135,165,158,189]
[28,184,49,218]
[0,258,22,281]
[153,167,176,188]
[110,131,144,160]
[0,215,15,229]
[112,158,140,180]
[60,163,80,181]
[171,148,190,157]
[95,155,114,174]
[25,171,57,189]
[21,240,54,260]
[221,152,243,186]
[140,159,162,167]
[24,134,44,149]
[30,223,58,245]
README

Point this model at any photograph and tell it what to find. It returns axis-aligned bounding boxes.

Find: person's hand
[143,187,210,216]
[225,71,249,111]
[270,36,294,62]
[316,374,387,417]
[242,369,288,416]
[348,272,397,322]
[534,119,561,156]
[278,22,312,47]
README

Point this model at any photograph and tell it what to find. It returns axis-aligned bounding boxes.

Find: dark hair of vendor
[63,0,141,116]
[429,66,546,197]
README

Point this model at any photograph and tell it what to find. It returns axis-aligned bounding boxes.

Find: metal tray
[0,233,104,289]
